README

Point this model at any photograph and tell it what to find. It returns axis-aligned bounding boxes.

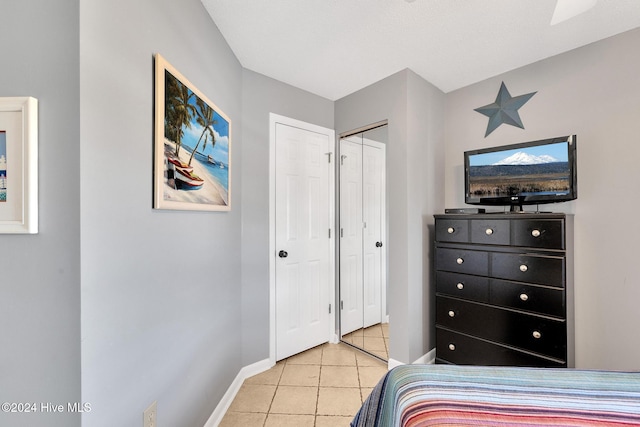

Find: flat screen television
[464,135,577,212]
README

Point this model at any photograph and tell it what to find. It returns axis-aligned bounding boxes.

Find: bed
[351,364,640,426]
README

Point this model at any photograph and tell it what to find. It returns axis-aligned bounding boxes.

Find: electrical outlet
[143,401,157,427]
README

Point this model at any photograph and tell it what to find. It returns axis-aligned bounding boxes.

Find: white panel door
[363,142,384,327]
[339,139,364,335]
[275,122,332,361]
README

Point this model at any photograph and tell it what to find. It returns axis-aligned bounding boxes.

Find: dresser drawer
[470,219,510,245]
[491,252,565,287]
[512,219,564,249]
[436,248,489,276]
[490,279,565,318]
[436,271,489,303]
[436,296,567,360]
[435,219,469,243]
[436,328,565,367]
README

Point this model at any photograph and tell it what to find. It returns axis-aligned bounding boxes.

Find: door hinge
[328,228,331,238]
[329,304,332,314]
[340,300,344,310]
[340,228,344,238]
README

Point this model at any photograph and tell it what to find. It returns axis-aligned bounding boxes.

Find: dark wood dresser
[434,213,574,367]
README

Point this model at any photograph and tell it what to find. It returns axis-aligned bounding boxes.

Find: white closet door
[275,121,332,360]
[339,139,364,335]
[363,143,384,327]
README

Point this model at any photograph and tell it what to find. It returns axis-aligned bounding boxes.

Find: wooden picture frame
[0,97,38,234]
[153,53,231,211]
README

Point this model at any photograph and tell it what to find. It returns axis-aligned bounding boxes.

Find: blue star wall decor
[474,82,537,137]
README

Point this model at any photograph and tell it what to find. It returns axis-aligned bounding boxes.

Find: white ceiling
[201,0,640,100]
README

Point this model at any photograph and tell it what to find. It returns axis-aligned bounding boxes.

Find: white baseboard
[203,358,272,427]
[388,358,404,369]
[330,333,339,344]
[413,348,436,365]
[387,348,436,370]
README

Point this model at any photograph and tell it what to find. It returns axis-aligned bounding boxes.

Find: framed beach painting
[0,97,38,234]
[153,53,231,211]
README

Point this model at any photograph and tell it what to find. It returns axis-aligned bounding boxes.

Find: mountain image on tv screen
[468,141,570,197]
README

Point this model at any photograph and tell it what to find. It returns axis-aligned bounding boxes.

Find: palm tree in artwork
[188,97,217,166]
[165,71,196,157]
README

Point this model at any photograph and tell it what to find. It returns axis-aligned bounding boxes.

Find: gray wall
[80,0,243,426]
[444,28,640,370]
[0,1,81,427]
[335,69,445,364]
[240,69,334,365]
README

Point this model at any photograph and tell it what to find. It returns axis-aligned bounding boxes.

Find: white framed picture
[0,97,38,234]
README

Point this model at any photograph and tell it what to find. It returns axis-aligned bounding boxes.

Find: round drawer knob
[485,228,494,235]
[519,293,529,301]
[456,283,464,290]
[519,264,528,272]
[531,229,541,238]
[447,227,455,234]
[532,331,542,339]
[448,310,455,318]
[456,258,464,265]
[448,344,456,351]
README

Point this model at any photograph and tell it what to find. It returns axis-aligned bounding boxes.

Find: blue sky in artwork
[469,141,569,166]
[180,91,230,165]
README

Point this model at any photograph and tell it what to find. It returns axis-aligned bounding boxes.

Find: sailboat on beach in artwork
[154,53,232,211]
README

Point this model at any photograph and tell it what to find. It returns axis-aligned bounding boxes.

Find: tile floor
[220,342,389,427]
[341,323,389,361]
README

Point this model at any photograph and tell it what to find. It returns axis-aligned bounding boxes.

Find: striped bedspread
[351,365,640,426]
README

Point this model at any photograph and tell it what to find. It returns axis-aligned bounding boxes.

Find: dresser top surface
[435,212,572,220]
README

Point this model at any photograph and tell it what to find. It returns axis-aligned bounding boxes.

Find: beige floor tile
[270,385,318,415]
[363,325,383,337]
[348,337,365,348]
[244,362,285,385]
[222,344,392,422]
[286,346,323,365]
[362,336,387,352]
[320,365,360,388]
[227,384,276,413]
[358,366,388,388]
[381,323,389,337]
[279,363,320,386]
[265,413,315,426]
[322,345,357,366]
[315,415,356,426]
[344,329,364,339]
[360,387,374,402]
[355,352,386,367]
[369,349,389,360]
[317,387,362,416]
[219,411,267,427]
